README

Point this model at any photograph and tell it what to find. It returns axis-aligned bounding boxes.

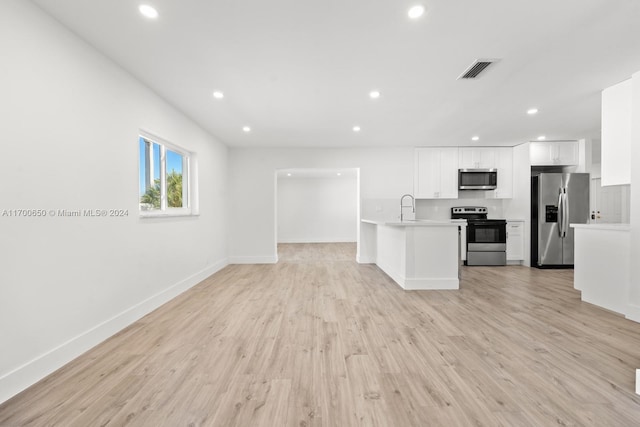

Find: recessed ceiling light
[471,136,480,141]
[527,108,539,115]
[537,135,546,140]
[337,172,342,176]
[353,126,361,132]
[212,91,224,99]
[408,5,425,19]
[139,4,158,19]
[242,126,251,132]
[369,90,381,99]
[287,173,292,177]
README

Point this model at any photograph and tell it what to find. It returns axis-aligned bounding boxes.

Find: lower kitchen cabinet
[506,220,525,261]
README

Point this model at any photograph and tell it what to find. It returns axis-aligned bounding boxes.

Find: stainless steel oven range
[451,206,507,266]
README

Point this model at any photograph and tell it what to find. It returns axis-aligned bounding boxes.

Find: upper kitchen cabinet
[459,147,513,198]
[415,147,459,199]
[530,141,579,166]
[601,79,631,185]
[459,147,496,169]
[493,147,513,199]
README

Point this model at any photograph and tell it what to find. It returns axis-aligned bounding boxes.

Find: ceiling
[31,0,640,148]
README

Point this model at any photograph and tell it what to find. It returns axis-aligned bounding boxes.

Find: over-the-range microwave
[458,168,498,190]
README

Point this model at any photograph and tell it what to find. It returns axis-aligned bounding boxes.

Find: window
[138,132,194,216]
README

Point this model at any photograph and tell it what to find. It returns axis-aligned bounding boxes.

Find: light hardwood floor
[2,243,640,426]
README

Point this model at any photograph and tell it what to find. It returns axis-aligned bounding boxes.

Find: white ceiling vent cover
[458,59,500,79]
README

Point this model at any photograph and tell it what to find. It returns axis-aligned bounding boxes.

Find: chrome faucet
[400,194,415,222]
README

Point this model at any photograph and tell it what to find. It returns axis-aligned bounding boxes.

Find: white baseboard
[356,254,376,264]
[0,258,228,405]
[625,303,640,324]
[376,262,459,291]
[403,277,459,290]
[228,255,278,264]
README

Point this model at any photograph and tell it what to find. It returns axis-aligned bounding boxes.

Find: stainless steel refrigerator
[531,173,589,268]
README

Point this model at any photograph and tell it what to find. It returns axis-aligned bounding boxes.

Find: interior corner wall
[228,147,415,263]
[0,0,228,404]
[277,176,357,243]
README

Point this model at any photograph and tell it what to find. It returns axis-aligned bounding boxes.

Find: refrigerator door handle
[562,189,569,238]
[557,190,564,237]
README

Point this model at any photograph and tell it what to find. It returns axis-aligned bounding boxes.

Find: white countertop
[571,223,631,231]
[361,219,464,227]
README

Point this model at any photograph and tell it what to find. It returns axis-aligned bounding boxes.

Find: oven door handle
[468,221,507,226]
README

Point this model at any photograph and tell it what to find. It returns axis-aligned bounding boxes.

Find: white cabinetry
[494,147,513,199]
[530,141,578,166]
[506,220,525,261]
[459,147,513,199]
[415,146,513,199]
[415,147,459,199]
[459,148,496,169]
[601,79,631,185]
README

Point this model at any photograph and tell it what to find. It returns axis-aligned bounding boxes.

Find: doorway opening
[589,177,630,224]
[275,168,360,261]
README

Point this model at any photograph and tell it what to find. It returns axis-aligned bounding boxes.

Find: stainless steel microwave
[458,169,498,190]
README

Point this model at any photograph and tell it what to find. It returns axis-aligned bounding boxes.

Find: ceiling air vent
[457,59,500,80]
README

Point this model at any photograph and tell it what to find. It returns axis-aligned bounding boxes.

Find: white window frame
[139,130,197,218]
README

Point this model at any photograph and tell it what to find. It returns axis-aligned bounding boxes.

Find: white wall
[228,147,415,263]
[601,79,632,185]
[628,71,640,321]
[0,0,228,403]
[277,176,357,243]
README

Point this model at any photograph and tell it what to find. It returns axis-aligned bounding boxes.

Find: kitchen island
[360,219,461,290]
